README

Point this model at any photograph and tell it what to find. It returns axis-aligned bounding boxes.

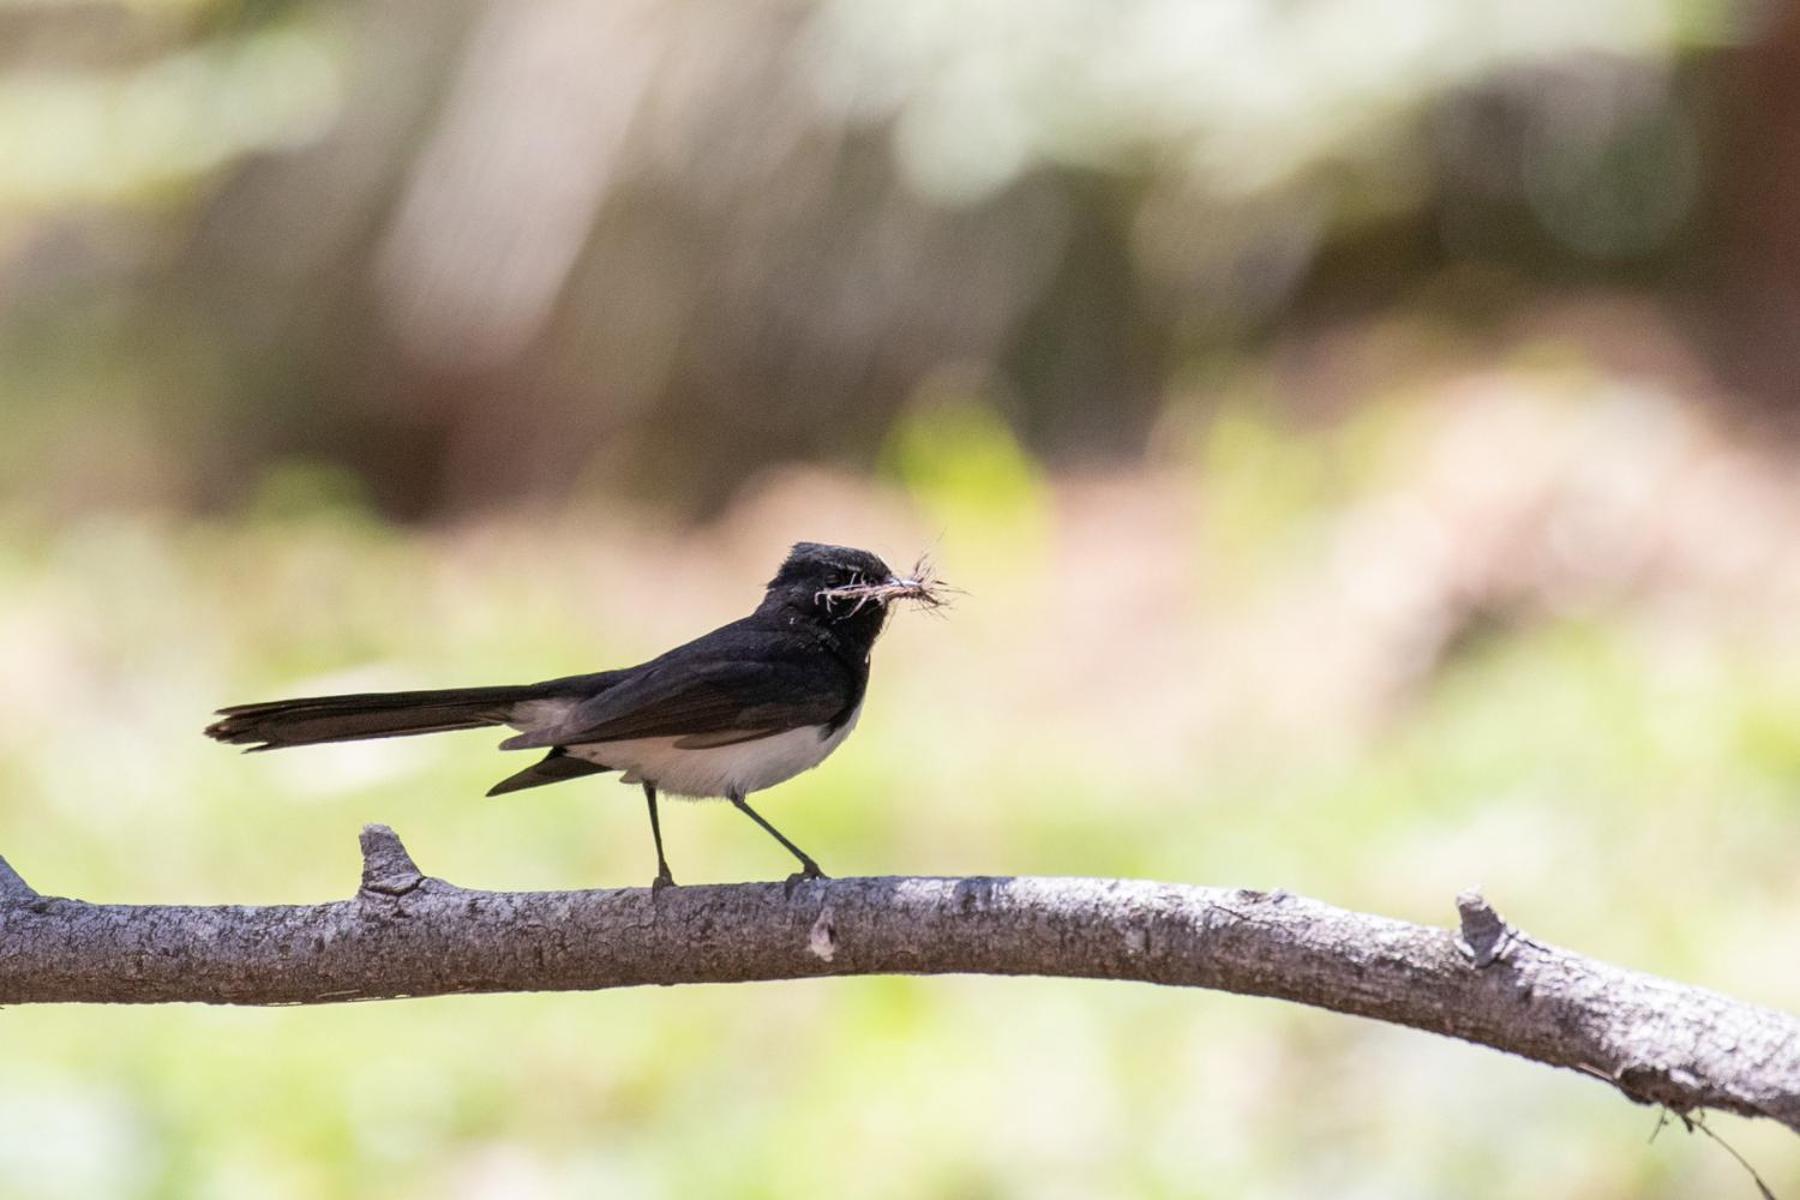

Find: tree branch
[2,825,1796,1134]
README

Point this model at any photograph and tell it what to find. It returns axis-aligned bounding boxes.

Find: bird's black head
[760,543,943,639]
[766,543,894,607]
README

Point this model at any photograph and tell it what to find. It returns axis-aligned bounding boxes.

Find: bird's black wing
[499,627,851,751]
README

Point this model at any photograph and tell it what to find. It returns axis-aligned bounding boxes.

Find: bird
[204,543,947,886]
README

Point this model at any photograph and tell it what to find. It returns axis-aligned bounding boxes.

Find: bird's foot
[783,862,828,895]
[651,868,677,893]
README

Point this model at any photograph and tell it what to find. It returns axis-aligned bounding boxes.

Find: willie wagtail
[205,543,946,884]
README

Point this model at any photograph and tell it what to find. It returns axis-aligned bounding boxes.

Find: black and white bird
[205,543,947,885]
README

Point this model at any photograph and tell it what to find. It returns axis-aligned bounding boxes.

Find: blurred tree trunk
[1713,0,1800,424]
[1001,178,1170,462]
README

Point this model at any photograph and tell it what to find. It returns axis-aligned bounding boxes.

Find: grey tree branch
[1,824,1796,1135]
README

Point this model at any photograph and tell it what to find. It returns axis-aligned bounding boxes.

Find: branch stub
[0,855,37,901]
[358,824,426,897]
[1456,889,1514,968]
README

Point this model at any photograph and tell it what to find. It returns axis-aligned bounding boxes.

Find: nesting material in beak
[815,554,958,617]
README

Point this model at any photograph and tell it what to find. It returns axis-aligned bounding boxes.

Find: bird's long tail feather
[204,685,537,751]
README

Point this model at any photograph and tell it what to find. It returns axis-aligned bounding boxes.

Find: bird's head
[762,542,951,632]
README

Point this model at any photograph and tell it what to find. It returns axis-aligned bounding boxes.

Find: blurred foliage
[882,387,1050,545]
[0,0,1791,518]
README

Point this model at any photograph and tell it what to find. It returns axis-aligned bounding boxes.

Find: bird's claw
[783,865,828,895]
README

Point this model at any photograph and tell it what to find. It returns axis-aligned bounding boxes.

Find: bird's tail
[204,685,538,751]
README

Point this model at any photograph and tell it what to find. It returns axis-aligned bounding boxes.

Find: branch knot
[808,905,838,962]
[0,852,36,899]
[1455,890,1514,968]
[0,855,38,902]
[358,825,426,898]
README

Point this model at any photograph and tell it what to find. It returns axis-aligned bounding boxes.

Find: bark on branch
[1,825,1796,1135]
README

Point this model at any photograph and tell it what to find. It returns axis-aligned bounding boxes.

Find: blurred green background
[5,0,1800,1195]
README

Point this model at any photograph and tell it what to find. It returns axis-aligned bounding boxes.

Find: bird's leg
[727,790,826,881]
[643,783,675,889]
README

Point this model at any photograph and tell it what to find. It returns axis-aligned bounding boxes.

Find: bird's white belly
[568,705,862,799]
